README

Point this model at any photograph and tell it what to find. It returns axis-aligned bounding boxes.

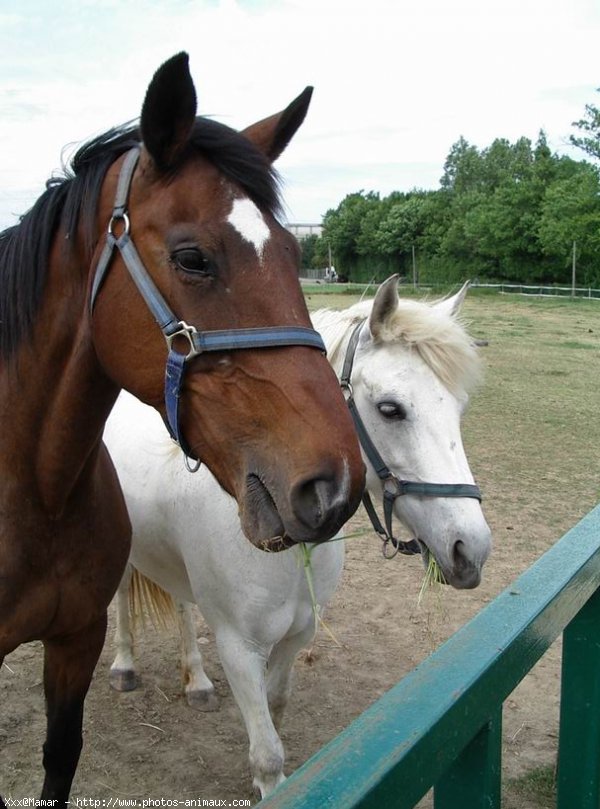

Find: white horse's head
[314,277,492,589]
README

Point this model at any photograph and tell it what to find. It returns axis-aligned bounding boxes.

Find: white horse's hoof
[185,686,220,712]
[253,771,286,799]
[109,668,138,692]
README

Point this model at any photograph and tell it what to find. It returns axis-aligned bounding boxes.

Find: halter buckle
[165,321,200,361]
[340,380,354,401]
[383,475,403,498]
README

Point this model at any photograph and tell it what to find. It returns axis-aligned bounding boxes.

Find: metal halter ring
[184,455,202,473]
[165,321,201,361]
[107,212,130,238]
[381,536,401,560]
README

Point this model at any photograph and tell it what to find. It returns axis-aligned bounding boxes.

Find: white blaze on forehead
[227,197,271,260]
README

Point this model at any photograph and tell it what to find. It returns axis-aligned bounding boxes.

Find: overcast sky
[1,0,599,229]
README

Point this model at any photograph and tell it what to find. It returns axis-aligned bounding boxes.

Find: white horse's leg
[266,623,316,732]
[177,601,219,711]
[215,629,285,798]
[109,564,137,692]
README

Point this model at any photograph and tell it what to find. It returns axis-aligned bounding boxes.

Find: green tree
[570,90,600,160]
[462,181,541,279]
[311,235,331,269]
[355,191,403,257]
[440,137,483,193]
[437,189,485,271]
[322,191,380,265]
[481,136,533,188]
[375,192,434,256]
[320,124,600,286]
[300,234,319,270]
[537,163,600,285]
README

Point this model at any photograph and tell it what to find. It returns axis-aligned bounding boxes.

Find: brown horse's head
[91,53,364,549]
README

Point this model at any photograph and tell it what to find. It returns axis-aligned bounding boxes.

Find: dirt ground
[0,505,572,809]
[2,293,599,807]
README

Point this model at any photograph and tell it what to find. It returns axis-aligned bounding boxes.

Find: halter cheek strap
[340,320,482,558]
[90,146,326,462]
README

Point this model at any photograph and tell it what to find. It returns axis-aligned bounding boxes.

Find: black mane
[0,117,282,361]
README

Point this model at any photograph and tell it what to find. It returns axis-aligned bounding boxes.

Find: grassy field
[304,286,600,807]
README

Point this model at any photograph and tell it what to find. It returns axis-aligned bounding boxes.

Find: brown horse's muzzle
[240,459,364,552]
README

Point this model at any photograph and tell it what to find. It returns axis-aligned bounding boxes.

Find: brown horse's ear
[241,87,313,162]
[369,275,400,340]
[140,52,197,171]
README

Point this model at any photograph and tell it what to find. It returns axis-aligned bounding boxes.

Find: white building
[285,223,323,240]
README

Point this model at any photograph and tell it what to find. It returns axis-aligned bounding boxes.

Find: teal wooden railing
[257,504,600,809]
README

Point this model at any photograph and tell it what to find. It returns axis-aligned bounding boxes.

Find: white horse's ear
[368,275,400,340]
[435,280,470,318]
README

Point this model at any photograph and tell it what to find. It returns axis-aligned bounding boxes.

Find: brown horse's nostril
[290,475,346,538]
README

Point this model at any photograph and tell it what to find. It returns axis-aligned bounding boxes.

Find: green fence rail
[257,504,600,809]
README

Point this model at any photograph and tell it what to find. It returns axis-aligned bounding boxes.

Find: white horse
[105,277,492,797]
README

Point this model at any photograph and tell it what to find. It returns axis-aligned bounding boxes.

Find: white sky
[1,0,599,229]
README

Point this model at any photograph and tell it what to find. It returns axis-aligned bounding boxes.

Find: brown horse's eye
[171,248,214,276]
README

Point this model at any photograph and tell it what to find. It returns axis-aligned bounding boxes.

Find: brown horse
[0,53,364,804]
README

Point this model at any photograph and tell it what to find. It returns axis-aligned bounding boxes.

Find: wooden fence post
[434,707,502,809]
[557,586,600,808]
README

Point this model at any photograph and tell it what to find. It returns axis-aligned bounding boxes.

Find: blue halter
[90,147,326,463]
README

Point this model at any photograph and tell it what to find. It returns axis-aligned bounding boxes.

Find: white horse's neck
[311,306,367,379]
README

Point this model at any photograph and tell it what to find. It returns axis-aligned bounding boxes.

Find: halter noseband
[90,147,326,463]
[340,320,482,559]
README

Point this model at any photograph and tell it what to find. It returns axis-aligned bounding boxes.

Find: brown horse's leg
[40,613,107,804]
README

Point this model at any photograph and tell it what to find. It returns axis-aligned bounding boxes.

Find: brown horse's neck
[1,237,119,517]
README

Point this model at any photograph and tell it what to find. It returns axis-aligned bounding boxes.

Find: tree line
[302,95,600,286]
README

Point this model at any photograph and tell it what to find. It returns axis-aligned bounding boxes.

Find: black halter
[90,147,326,464]
[340,320,482,559]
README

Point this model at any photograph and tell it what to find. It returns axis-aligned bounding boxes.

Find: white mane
[312,294,482,395]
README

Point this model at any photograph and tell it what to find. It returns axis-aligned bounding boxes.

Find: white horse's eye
[377,401,407,421]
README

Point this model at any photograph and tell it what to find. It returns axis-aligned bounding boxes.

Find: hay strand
[417,553,447,606]
[299,543,342,646]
